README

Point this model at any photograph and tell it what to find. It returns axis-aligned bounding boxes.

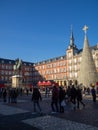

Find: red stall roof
[38,80,59,87]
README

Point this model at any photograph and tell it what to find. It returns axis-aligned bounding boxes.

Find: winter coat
[52,86,59,101]
[59,88,65,102]
[76,88,82,101]
[32,88,42,101]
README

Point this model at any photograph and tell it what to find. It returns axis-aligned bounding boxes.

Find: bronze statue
[13,58,22,75]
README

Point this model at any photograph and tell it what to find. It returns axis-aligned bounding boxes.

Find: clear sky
[0,0,98,63]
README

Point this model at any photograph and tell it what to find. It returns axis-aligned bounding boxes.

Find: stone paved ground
[0,93,98,130]
[22,115,98,130]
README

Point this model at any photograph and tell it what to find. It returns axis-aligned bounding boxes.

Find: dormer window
[2,60,4,64]
[61,56,63,59]
[9,61,12,64]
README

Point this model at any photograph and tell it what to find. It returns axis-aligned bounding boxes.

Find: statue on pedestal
[13,58,22,75]
[12,58,22,88]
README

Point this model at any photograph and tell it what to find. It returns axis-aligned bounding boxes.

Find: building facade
[0,58,34,87]
[33,31,98,86]
[0,30,98,87]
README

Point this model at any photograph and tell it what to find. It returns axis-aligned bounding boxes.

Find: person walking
[3,89,7,102]
[59,86,66,113]
[8,88,11,103]
[51,85,59,113]
[66,86,71,103]
[32,87,42,113]
[76,86,85,109]
[70,85,77,110]
[26,88,29,96]
[91,86,96,102]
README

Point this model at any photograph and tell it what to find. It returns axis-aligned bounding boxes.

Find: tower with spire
[78,25,98,87]
[66,27,79,83]
[67,26,78,54]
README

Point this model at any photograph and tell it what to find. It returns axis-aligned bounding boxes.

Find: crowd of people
[51,85,86,113]
[0,87,30,103]
[31,83,98,114]
[0,88,18,103]
[31,84,86,114]
[0,84,97,114]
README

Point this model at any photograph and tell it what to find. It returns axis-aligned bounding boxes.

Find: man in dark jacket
[59,86,66,113]
[91,86,96,102]
[51,86,59,113]
[70,85,77,110]
[76,86,85,108]
[32,87,42,113]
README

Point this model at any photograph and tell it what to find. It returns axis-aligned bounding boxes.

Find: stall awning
[37,80,59,87]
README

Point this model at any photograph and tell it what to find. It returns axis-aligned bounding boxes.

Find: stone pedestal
[12,75,22,88]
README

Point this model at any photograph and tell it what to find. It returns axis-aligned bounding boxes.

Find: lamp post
[25,72,29,89]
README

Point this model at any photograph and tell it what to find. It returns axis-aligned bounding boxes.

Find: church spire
[70,25,74,46]
[67,26,78,54]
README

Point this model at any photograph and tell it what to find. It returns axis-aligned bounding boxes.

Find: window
[9,71,12,75]
[59,62,62,66]
[74,58,77,63]
[9,65,12,69]
[74,72,77,77]
[60,56,63,59]
[69,60,72,65]
[74,65,77,71]
[53,63,56,67]
[5,76,8,80]
[70,73,72,78]
[2,60,4,63]
[54,69,56,73]
[9,61,12,64]
[1,70,4,75]
[57,68,59,73]
[1,65,4,69]
[69,66,72,71]
[63,62,66,66]
[1,76,4,80]
[67,52,72,58]
[6,65,8,69]
[54,75,56,79]
[42,65,45,69]
[63,68,66,72]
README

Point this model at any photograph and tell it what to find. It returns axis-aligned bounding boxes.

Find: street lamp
[25,72,29,88]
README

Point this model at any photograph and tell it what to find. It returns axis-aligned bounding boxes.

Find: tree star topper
[83,25,88,35]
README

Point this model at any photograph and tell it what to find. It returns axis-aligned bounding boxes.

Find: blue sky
[0,0,98,63]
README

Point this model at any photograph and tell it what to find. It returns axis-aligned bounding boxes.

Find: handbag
[61,100,66,107]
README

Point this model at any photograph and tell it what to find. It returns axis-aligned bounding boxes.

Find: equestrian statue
[13,58,22,75]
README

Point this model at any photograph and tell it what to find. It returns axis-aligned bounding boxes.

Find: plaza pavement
[0,93,98,130]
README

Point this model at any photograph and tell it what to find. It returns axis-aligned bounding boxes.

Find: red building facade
[0,58,34,88]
